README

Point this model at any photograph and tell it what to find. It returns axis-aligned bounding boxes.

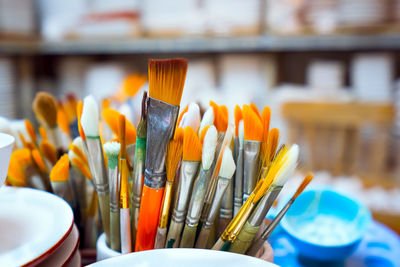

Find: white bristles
[119,103,133,123]
[219,146,236,179]
[103,141,121,158]
[198,107,214,135]
[238,120,244,148]
[72,137,85,152]
[81,95,100,137]
[202,125,218,170]
[179,102,201,132]
[68,150,77,161]
[273,144,299,187]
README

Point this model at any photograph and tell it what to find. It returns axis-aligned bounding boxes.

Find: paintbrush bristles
[219,146,236,179]
[293,173,314,199]
[32,92,58,128]
[243,105,263,142]
[234,105,242,137]
[81,95,100,137]
[103,108,137,145]
[25,120,36,143]
[77,101,86,140]
[148,59,188,106]
[250,103,261,120]
[183,126,202,162]
[40,140,58,165]
[261,107,271,144]
[166,128,184,182]
[119,115,127,158]
[50,154,69,182]
[200,125,210,144]
[265,128,280,164]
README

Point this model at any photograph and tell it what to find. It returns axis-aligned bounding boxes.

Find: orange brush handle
[135,185,164,251]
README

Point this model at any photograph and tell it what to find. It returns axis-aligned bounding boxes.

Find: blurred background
[0,0,400,234]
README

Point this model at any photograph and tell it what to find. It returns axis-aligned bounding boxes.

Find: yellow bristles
[39,126,47,141]
[183,126,202,162]
[71,157,92,180]
[32,149,48,173]
[293,173,314,199]
[243,105,263,142]
[77,101,86,141]
[50,154,69,182]
[260,106,272,166]
[148,58,188,106]
[102,98,111,110]
[25,119,36,144]
[32,92,58,128]
[177,104,189,127]
[40,140,58,165]
[250,103,261,120]
[57,105,71,135]
[200,125,210,144]
[69,144,88,165]
[166,129,183,182]
[103,108,137,145]
[19,133,34,150]
[234,105,242,137]
[7,149,32,186]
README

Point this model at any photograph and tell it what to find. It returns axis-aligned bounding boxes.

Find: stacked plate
[0,186,80,266]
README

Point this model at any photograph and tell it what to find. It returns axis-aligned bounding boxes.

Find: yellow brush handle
[229,221,259,254]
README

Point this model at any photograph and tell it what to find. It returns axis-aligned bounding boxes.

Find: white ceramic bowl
[0,187,74,266]
[91,248,278,267]
[0,133,15,186]
[96,232,121,261]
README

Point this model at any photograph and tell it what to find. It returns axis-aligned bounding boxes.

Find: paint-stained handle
[135,185,164,251]
[165,220,184,248]
[154,227,167,249]
[180,224,197,248]
[211,237,226,250]
[228,221,259,254]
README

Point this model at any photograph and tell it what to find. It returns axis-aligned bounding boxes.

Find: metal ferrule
[109,167,119,213]
[186,168,212,226]
[220,178,233,219]
[85,138,108,191]
[261,199,293,240]
[205,176,231,228]
[144,97,179,189]
[233,137,239,162]
[243,140,261,201]
[234,147,244,215]
[172,161,200,224]
[248,186,283,226]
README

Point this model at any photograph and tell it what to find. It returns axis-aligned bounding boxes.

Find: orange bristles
[261,106,271,144]
[293,173,314,199]
[209,101,219,116]
[19,133,34,150]
[25,119,36,144]
[50,154,70,182]
[32,92,58,128]
[183,126,202,162]
[57,105,71,135]
[243,105,263,142]
[177,104,189,126]
[200,125,210,144]
[250,103,261,120]
[218,105,229,132]
[148,59,188,106]
[119,115,127,158]
[65,93,77,122]
[166,130,184,182]
[123,74,147,97]
[103,108,137,145]
[32,149,48,173]
[102,98,111,110]
[39,126,47,141]
[40,140,58,165]
[234,105,242,137]
[69,144,88,165]
[71,157,92,180]
[265,128,280,164]
[77,101,86,140]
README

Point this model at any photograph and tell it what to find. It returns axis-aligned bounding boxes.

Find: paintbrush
[195,146,236,248]
[24,120,38,148]
[104,141,121,252]
[32,92,63,151]
[136,59,187,251]
[166,126,202,248]
[154,128,183,249]
[247,173,314,256]
[198,107,214,135]
[234,120,244,216]
[49,154,75,208]
[178,102,201,132]
[80,95,111,244]
[39,140,58,167]
[229,145,298,254]
[118,115,132,253]
[242,105,263,203]
[180,125,217,248]
[131,91,147,246]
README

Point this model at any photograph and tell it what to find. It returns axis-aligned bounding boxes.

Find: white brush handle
[120,208,132,254]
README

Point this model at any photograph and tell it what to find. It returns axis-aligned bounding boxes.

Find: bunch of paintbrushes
[4,58,314,257]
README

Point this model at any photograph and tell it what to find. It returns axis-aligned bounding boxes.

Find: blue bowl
[280,188,371,261]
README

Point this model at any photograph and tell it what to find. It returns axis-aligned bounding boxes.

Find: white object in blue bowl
[280,188,371,261]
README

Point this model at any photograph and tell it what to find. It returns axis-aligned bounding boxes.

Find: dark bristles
[137,91,148,139]
[32,92,58,128]
[148,59,188,106]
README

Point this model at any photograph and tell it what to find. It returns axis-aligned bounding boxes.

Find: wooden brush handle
[135,185,164,251]
[195,227,211,249]
[180,224,197,248]
[228,221,259,254]
[110,210,121,251]
[154,227,167,249]
[211,237,226,250]
[165,220,184,248]
[98,192,111,245]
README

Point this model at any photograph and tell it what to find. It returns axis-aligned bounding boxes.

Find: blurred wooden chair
[282,102,395,180]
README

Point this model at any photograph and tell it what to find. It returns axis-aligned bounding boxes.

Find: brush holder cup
[0,133,15,187]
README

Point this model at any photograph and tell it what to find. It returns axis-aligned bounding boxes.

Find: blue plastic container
[280,188,371,261]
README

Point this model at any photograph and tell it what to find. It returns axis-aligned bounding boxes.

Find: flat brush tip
[81,95,99,137]
[243,105,263,141]
[32,92,58,128]
[183,126,202,162]
[219,146,235,179]
[50,154,69,182]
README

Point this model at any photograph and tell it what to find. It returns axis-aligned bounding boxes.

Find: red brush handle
[135,185,164,251]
